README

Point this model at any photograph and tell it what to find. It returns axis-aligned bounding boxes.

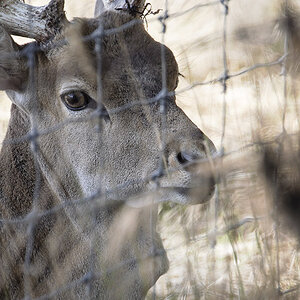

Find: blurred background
[1,0,300,299]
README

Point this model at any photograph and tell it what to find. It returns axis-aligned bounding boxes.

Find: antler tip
[0,0,67,42]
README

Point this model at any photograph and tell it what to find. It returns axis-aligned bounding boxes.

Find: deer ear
[94,0,145,17]
[0,26,26,91]
[94,0,105,17]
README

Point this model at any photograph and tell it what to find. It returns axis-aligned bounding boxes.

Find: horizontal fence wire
[0,0,299,299]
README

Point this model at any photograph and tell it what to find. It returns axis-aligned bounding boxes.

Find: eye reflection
[61,91,90,111]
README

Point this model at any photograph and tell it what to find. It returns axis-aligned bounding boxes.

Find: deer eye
[61,91,90,111]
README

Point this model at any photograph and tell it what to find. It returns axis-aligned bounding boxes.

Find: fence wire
[0,0,299,299]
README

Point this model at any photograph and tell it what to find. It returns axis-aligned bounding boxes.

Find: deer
[0,0,216,299]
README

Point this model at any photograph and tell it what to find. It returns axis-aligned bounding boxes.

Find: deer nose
[169,147,216,205]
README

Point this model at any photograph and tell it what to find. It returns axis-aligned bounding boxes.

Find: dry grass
[1,0,300,299]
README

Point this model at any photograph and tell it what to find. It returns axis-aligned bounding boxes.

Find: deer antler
[0,0,67,42]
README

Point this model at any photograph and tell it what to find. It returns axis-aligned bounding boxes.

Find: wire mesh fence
[0,0,300,299]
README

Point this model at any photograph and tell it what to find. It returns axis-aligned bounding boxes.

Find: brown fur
[0,9,215,299]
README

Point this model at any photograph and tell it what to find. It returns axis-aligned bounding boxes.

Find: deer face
[0,3,216,209]
[0,1,217,298]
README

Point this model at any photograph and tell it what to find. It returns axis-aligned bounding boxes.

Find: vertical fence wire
[212,0,229,251]
[150,2,169,298]
[85,17,105,299]
[219,0,229,150]
[23,4,42,300]
[275,0,289,294]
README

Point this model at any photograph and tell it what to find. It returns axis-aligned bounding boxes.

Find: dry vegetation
[1,0,300,299]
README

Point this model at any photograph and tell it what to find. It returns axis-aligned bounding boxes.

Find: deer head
[0,0,216,208]
[0,0,216,298]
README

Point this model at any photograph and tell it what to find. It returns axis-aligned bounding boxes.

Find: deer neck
[0,105,92,236]
[0,104,39,218]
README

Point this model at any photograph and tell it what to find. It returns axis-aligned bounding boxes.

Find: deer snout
[175,134,216,167]
[179,147,215,201]
[160,136,216,205]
